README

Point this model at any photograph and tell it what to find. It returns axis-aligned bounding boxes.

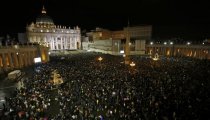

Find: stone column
[75,36,77,49]
[199,49,201,59]
[52,37,55,50]
[160,47,162,55]
[31,51,35,64]
[31,51,34,64]
[45,37,47,46]
[69,37,74,49]
[72,37,74,49]
[32,51,35,64]
[63,37,65,49]
[51,36,54,50]
[69,37,71,49]
[45,49,49,62]
[0,55,2,73]
[34,36,36,43]
[65,37,67,49]
[71,37,73,49]
[27,52,32,66]
[18,53,23,67]
[193,48,197,58]
[62,37,64,50]
[22,53,26,67]
[8,52,14,69]
[77,35,80,49]
[63,36,66,49]
[61,37,63,50]
[34,50,38,58]
[50,37,53,50]
[54,37,56,50]
[13,52,19,68]
[164,47,167,56]
[75,37,77,49]
[67,37,70,49]
[2,53,8,71]
[63,37,65,50]
[25,52,29,66]
[56,37,58,50]
[27,52,31,65]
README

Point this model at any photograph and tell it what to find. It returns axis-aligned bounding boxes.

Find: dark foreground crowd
[1,52,210,120]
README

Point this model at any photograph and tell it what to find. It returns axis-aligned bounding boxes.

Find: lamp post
[124,26,130,64]
[98,56,103,61]
[130,61,135,67]
[129,61,136,74]
[153,53,159,61]
[98,57,103,68]
[170,42,174,57]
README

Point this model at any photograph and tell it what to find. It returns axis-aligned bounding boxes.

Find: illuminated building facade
[0,45,49,73]
[84,25,152,55]
[146,44,210,59]
[26,6,81,51]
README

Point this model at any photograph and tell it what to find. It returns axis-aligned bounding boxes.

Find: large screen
[34,57,42,63]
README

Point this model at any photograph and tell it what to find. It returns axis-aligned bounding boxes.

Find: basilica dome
[36,6,54,25]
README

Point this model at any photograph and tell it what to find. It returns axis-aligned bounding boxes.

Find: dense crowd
[1,52,210,120]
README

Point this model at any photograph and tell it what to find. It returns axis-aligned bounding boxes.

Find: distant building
[83,25,152,55]
[26,6,81,51]
[18,33,27,44]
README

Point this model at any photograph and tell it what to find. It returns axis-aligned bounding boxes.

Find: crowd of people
[1,52,210,120]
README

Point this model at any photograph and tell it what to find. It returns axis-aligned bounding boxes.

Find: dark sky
[1,0,210,41]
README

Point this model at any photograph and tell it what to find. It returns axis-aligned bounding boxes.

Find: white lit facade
[26,6,81,51]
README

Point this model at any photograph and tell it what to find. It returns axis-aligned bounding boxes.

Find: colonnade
[146,44,210,59]
[0,45,49,73]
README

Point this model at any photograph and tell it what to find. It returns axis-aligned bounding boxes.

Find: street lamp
[98,57,103,61]
[153,53,159,61]
[129,61,136,74]
[98,57,103,68]
[170,42,174,57]
[130,61,135,67]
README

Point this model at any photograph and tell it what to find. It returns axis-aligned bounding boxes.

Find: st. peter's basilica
[26,6,81,51]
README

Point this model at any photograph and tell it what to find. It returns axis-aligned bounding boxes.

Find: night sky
[1,0,210,41]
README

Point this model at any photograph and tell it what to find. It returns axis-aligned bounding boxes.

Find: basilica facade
[26,6,81,51]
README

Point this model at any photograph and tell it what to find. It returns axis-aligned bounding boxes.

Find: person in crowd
[1,52,210,120]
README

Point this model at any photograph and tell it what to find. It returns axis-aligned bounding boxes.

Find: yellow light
[98,57,103,61]
[130,62,135,67]
[153,53,159,61]
[152,57,159,61]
